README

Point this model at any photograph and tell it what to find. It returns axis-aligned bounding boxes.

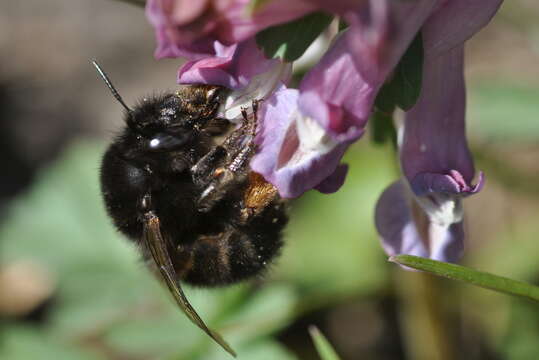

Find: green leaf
[374,31,423,112]
[217,284,297,344]
[104,315,202,357]
[392,31,423,110]
[309,326,341,360]
[390,255,539,303]
[374,83,397,114]
[370,109,397,147]
[256,12,333,62]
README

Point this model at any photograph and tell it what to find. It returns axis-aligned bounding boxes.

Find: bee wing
[143,212,237,357]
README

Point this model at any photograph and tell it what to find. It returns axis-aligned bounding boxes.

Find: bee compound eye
[149,138,160,149]
[148,132,192,151]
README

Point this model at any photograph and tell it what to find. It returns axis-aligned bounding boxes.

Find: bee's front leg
[195,101,260,212]
[191,145,227,187]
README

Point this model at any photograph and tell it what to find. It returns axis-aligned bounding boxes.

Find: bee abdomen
[182,206,287,286]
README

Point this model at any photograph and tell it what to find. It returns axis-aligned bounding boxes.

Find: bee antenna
[92,60,132,113]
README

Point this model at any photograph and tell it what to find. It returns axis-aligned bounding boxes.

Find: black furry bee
[93,62,287,356]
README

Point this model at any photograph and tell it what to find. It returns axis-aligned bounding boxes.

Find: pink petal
[250,88,354,198]
[314,164,349,194]
[424,0,504,57]
[344,0,437,84]
[400,45,477,185]
[146,0,317,60]
[177,39,286,90]
[169,0,210,25]
[298,32,373,140]
[375,180,465,263]
[220,0,318,44]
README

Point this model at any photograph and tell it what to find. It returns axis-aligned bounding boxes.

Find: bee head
[126,94,198,153]
[92,61,224,154]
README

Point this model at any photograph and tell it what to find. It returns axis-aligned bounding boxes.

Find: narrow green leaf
[390,255,539,303]
[309,326,342,360]
[256,12,333,62]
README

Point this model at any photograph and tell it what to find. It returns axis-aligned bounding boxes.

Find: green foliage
[469,201,539,281]
[309,326,342,360]
[500,300,539,360]
[0,138,393,358]
[468,82,539,142]
[375,31,424,113]
[370,32,423,146]
[0,114,538,359]
[1,325,101,360]
[256,12,333,62]
[390,255,539,303]
[275,142,392,305]
[0,141,299,359]
[370,109,397,147]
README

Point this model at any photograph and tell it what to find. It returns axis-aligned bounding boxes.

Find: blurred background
[0,1,538,359]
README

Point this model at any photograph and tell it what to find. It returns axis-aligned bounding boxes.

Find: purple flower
[343,0,436,84]
[146,1,502,265]
[375,0,502,263]
[250,87,351,198]
[375,45,481,261]
[178,35,355,198]
[178,38,292,121]
[251,33,365,198]
[146,0,317,60]
[401,45,481,195]
[375,180,467,262]
[251,0,438,198]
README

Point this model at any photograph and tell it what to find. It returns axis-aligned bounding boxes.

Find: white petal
[221,62,292,121]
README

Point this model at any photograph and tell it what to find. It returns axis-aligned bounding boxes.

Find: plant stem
[395,269,455,360]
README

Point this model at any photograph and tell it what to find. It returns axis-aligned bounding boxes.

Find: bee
[93,61,287,357]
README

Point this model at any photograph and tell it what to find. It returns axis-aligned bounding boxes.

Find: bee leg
[191,145,227,187]
[192,142,246,213]
[191,102,256,188]
[196,168,246,212]
[211,101,259,181]
[139,193,236,357]
[219,108,254,151]
[203,117,231,136]
[196,102,259,212]
[231,99,259,160]
[246,99,259,138]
